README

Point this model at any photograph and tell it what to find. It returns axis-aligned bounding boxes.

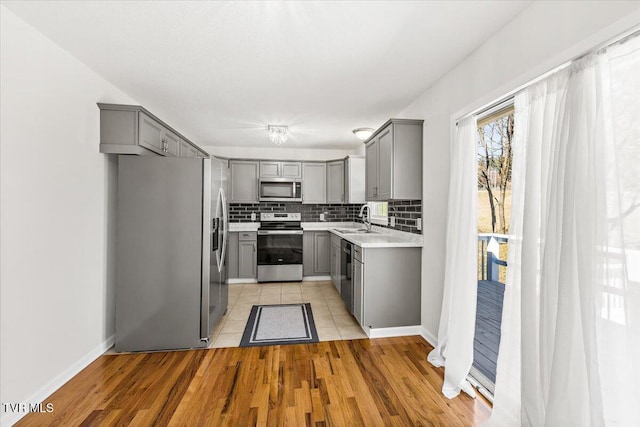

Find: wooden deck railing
[478,233,509,282]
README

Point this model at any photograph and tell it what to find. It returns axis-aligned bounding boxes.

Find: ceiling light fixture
[352,127,374,141]
[268,125,288,145]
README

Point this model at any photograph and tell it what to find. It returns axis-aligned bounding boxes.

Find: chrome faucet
[358,204,372,232]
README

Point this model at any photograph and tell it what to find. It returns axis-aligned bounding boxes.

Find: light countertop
[306,221,423,248]
[228,222,259,232]
[329,226,423,248]
[228,221,423,248]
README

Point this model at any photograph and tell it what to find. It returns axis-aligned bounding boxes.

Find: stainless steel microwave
[259,179,302,202]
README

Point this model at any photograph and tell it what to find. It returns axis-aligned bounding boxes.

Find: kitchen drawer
[238,231,257,241]
[353,246,362,262]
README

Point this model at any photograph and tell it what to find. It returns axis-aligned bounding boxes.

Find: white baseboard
[228,278,257,284]
[368,325,422,338]
[302,276,331,281]
[1,334,115,427]
[420,327,438,348]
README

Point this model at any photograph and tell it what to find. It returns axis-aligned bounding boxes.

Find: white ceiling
[3,1,530,150]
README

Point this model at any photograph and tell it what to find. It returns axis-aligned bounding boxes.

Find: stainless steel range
[257,213,303,282]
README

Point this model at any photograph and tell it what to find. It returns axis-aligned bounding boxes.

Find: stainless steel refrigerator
[115,156,228,352]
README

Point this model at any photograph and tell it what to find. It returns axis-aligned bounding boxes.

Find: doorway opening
[471,102,513,394]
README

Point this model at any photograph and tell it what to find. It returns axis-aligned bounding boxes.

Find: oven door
[259,180,302,202]
[257,231,303,265]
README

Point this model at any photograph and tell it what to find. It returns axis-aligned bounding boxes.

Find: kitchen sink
[333,228,378,234]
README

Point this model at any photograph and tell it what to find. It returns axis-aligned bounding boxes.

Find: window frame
[367,201,388,226]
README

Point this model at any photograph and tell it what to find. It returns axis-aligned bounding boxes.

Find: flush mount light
[268,125,288,145]
[352,127,374,141]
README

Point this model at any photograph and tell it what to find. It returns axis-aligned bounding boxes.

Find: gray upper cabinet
[326,161,345,203]
[281,162,302,178]
[179,140,198,158]
[139,113,164,154]
[229,160,259,203]
[260,161,302,179]
[376,127,393,199]
[345,156,365,204]
[365,141,379,200]
[302,163,326,204]
[364,119,423,201]
[98,104,210,158]
[260,161,280,178]
[164,129,180,157]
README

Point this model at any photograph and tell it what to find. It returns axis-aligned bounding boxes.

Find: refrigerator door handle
[218,187,228,273]
[200,157,212,342]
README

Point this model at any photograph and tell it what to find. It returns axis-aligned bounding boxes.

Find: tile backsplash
[229,203,361,223]
[387,200,422,234]
[230,200,423,235]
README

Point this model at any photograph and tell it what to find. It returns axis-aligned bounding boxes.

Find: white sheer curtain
[428,116,478,399]
[488,35,640,426]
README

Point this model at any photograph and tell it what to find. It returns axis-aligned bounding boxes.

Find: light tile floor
[209,280,368,348]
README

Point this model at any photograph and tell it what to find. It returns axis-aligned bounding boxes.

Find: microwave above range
[259,179,302,202]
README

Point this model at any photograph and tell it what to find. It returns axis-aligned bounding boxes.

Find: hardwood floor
[17,336,490,426]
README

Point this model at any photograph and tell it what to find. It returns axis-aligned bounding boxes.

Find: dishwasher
[340,239,352,312]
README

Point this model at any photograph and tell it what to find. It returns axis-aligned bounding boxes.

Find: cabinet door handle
[253,243,256,252]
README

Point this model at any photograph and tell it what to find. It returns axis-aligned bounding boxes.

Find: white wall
[0,8,137,425]
[398,1,640,342]
[206,145,363,161]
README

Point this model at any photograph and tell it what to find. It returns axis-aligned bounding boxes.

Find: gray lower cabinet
[326,160,345,203]
[365,119,423,201]
[314,232,331,273]
[229,161,259,203]
[98,104,210,157]
[303,231,331,276]
[227,231,257,279]
[227,232,239,279]
[302,163,326,204]
[330,236,341,292]
[238,241,257,278]
[353,256,363,325]
[352,246,421,332]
